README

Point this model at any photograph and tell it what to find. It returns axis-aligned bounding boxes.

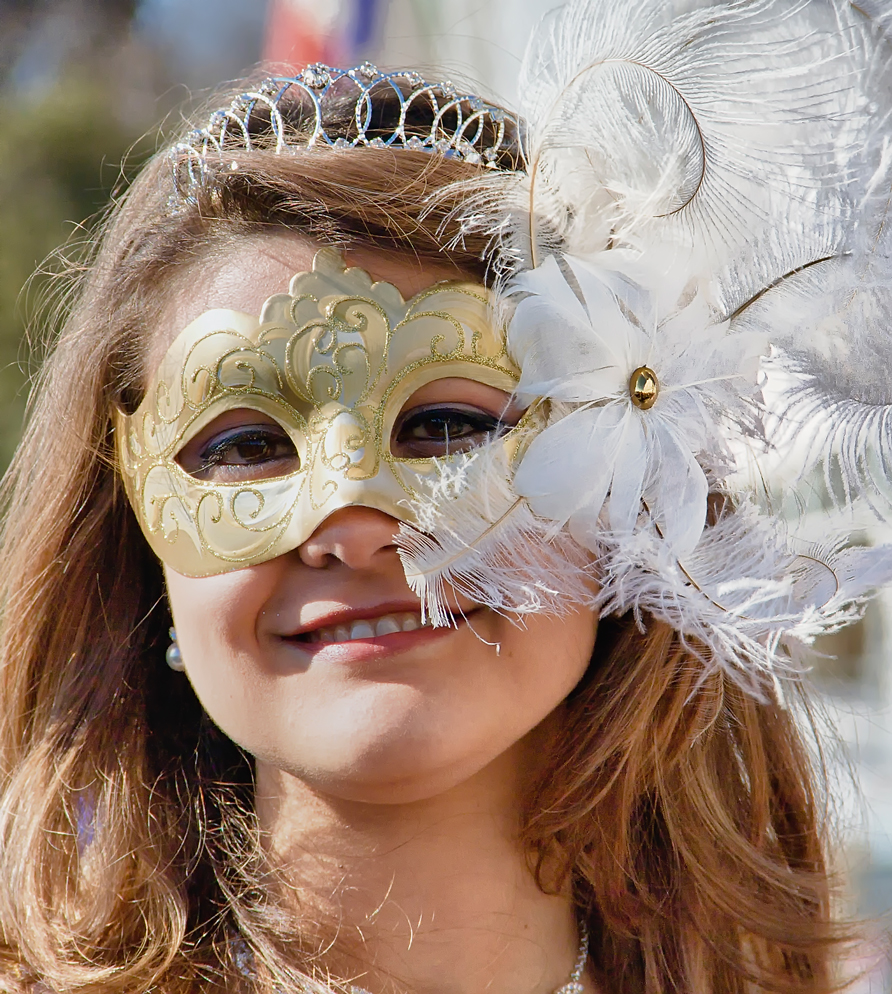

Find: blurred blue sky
[135,0,268,83]
[9,0,269,97]
[9,2,85,92]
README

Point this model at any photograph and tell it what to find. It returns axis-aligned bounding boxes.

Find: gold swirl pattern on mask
[116,248,521,577]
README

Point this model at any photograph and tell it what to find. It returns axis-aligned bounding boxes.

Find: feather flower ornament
[389,0,892,699]
[509,253,768,556]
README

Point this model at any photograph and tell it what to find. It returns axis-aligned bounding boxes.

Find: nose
[297,506,400,570]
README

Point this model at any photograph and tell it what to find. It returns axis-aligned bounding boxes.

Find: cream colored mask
[116,249,520,577]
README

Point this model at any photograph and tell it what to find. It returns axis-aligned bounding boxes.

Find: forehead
[151,232,471,375]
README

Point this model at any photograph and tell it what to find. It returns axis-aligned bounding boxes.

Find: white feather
[596,502,892,699]
[396,444,597,627]
[451,0,876,307]
[741,132,892,511]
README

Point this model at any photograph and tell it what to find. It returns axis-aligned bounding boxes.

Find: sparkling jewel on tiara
[173,63,518,195]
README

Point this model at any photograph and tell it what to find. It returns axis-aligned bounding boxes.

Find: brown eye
[181,424,300,482]
[391,405,509,458]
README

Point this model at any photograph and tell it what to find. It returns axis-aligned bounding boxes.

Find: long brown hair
[0,78,847,994]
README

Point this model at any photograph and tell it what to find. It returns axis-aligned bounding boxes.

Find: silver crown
[174,62,518,193]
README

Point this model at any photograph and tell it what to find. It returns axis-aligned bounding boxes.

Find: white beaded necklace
[554,922,590,994]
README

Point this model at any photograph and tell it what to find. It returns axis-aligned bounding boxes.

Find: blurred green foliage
[0,74,148,468]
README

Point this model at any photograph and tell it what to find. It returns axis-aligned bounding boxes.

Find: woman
[0,1,889,992]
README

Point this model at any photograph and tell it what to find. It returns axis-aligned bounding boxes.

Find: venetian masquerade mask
[116,249,520,577]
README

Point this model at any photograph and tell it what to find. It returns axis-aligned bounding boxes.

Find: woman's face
[161,235,599,805]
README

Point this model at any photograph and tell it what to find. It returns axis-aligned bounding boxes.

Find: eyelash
[391,404,511,457]
[182,404,514,481]
[193,426,298,478]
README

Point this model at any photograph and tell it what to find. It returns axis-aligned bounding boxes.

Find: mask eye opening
[174,407,304,483]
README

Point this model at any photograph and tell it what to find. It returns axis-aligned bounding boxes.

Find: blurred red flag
[264,0,343,67]
[263,0,381,70]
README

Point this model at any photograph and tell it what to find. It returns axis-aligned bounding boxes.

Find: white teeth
[310,612,429,644]
[350,620,375,639]
[375,617,401,637]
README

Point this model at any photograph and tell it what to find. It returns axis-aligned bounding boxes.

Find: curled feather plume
[743,135,892,512]
[451,0,877,304]
[595,504,892,699]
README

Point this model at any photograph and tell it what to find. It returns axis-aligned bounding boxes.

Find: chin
[259,724,525,807]
[300,769,480,806]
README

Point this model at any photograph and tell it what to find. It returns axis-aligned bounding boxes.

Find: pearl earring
[166,627,185,672]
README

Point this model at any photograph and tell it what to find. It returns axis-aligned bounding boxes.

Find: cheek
[495,609,598,723]
[164,564,281,745]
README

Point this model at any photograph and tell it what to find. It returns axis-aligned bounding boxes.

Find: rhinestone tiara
[174,62,519,193]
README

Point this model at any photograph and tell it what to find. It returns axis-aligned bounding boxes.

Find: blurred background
[0,0,889,987]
